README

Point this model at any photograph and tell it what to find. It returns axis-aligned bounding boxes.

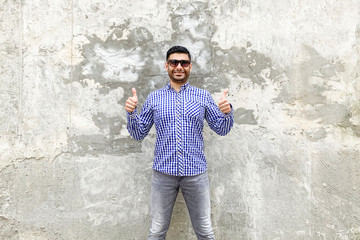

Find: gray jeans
[148,170,215,240]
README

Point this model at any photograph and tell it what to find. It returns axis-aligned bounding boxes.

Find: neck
[170,80,187,92]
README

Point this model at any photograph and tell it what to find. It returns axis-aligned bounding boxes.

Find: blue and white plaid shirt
[127,82,234,176]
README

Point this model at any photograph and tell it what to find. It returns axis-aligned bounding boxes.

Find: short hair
[166,46,191,62]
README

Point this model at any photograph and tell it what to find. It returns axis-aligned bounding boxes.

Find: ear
[165,61,168,71]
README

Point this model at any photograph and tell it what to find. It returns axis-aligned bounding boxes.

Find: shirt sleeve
[204,91,234,136]
[127,95,154,141]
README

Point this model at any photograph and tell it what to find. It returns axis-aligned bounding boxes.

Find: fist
[218,89,231,114]
[125,88,138,113]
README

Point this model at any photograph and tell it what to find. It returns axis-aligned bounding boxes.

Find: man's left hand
[218,89,231,114]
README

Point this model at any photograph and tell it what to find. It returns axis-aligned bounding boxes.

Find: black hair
[166,46,191,62]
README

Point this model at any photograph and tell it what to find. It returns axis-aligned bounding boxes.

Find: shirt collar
[166,82,190,91]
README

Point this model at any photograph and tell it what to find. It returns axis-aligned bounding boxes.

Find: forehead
[168,53,190,61]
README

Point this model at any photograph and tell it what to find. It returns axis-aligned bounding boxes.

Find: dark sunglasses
[167,59,191,67]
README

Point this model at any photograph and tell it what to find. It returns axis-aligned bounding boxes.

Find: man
[125,46,233,240]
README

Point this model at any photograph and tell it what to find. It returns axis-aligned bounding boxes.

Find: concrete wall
[1,0,360,239]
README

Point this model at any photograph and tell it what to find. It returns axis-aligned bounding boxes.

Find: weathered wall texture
[1,0,360,239]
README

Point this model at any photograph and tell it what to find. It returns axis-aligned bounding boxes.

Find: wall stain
[275,45,360,138]
[234,108,257,125]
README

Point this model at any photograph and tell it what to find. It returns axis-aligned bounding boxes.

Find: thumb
[132,88,137,98]
[221,88,229,99]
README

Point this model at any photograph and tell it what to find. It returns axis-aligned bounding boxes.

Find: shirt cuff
[127,108,138,119]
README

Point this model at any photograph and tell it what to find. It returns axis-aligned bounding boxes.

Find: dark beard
[169,72,188,83]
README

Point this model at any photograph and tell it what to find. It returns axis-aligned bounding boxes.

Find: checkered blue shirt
[127,82,234,176]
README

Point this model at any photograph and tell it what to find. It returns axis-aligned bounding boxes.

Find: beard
[168,70,189,83]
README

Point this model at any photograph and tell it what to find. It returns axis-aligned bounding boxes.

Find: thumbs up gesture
[125,88,138,113]
[218,89,231,114]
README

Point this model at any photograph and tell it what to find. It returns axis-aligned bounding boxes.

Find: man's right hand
[125,88,138,113]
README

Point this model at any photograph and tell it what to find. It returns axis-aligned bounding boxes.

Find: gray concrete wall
[1,0,360,239]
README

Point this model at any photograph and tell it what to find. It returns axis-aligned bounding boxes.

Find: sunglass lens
[169,60,179,67]
[181,61,190,67]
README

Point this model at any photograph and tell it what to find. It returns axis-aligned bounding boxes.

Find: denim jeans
[148,170,215,240]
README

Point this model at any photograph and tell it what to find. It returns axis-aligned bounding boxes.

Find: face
[165,53,192,84]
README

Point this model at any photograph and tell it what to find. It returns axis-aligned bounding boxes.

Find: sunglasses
[167,59,191,67]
